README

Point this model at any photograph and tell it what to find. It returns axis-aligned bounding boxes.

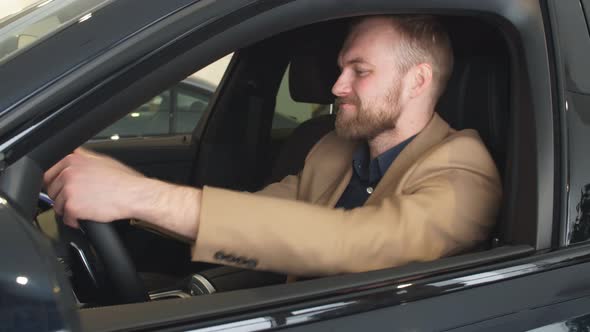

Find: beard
[335,81,402,140]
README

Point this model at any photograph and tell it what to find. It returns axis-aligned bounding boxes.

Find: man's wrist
[129,178,201,240]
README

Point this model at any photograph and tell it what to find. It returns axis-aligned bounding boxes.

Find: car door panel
[453,297,590,332]
[84,135,194,184]
[280,261,590,332]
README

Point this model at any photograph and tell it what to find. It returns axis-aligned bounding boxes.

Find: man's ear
[408,63,433,98]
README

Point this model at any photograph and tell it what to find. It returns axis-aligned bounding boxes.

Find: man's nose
[331,72,350,97]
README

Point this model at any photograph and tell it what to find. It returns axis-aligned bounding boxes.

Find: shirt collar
[352,135,416,184]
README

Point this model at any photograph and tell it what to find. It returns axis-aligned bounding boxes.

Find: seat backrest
[436,55,509,177]
[267,113,335,183]
[435,15,510,179]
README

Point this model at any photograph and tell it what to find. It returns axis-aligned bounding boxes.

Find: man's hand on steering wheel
[43,148,201,240]
[43,147,203,304]
[44,148,145,227]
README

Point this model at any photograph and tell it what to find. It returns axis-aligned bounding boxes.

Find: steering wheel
[78,221,149,304]
[38,192,149,304]
[38,193,148,303]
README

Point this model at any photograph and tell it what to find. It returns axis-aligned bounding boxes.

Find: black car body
[1,0,590,331]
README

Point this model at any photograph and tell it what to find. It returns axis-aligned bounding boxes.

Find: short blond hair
[354,15,454,100]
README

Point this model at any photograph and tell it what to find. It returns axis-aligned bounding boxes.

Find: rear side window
[173,87,210,135]
[93,54,232,141]
[95,91,171,139]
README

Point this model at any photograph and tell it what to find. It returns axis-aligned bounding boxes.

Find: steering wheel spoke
[79,220,149,304]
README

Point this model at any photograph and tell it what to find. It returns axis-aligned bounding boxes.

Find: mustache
[335,96,360,106]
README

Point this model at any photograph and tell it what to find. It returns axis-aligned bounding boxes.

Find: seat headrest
[289,54,340,104]
[287,20,348,104]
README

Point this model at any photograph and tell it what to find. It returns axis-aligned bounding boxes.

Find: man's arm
[44,133,500,277]
[191,135,502,276]
[42,144,306,242]
[254,174,300,200]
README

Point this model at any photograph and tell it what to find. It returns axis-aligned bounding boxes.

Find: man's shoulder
[443,128,490,156]
[304,131,358,163]
[417,127,499,175]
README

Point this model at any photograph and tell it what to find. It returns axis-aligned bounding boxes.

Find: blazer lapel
[304,133,358,207]
[325,166,353,207]
[365,113,450,205]
[318,141,358,207]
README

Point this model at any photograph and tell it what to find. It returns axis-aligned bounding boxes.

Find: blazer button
[227,255,239,263]
[214,251,226,261]
[245,259,258,269]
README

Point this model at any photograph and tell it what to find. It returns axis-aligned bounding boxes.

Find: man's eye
[355,69,369,76]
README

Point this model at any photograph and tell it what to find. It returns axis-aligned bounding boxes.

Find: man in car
[43,15,502,276]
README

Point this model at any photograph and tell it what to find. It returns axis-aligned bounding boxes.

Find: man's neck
[367,111,433,159]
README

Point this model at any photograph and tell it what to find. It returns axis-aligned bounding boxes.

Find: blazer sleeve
[191,137,502,276]
[254,174,300,200]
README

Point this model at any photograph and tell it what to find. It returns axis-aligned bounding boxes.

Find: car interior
[31,14,539,309]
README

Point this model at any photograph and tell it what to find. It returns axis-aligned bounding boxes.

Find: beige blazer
[192,114,502,277]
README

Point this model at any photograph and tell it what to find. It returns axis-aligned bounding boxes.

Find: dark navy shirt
[335,136,415,209]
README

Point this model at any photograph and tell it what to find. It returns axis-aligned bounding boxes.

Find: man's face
[332,17,406,139]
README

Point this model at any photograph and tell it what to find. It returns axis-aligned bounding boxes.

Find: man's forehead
[351,16,395,33]
[338,17,397,65]
[337,54,369,67]
[337,43,377,68]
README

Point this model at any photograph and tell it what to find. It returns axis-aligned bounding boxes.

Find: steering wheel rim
[79,220,149,304]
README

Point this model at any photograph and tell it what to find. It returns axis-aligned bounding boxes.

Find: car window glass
[272,64,331,132]
[93,54,232,141]
[173,87,210,134]
[94,91,171,140]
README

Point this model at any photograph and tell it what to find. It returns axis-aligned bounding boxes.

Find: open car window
[92,54,232,140]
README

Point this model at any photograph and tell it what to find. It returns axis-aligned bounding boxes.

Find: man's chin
[335,121,392,140]
[335,124,366,140]
[335,111,374,139]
